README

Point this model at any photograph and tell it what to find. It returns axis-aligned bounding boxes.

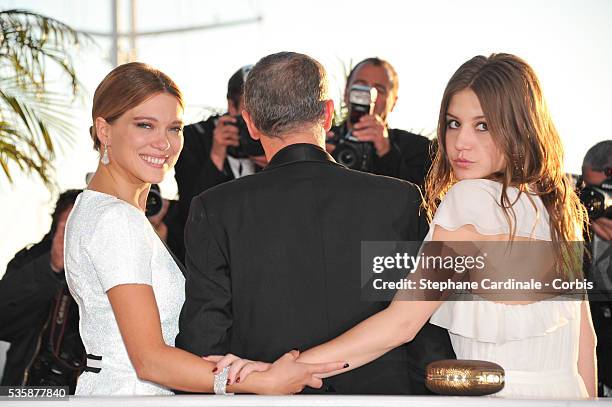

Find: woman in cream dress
[211,54,597,399]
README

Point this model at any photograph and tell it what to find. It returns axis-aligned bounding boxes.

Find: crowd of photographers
[0,57,610,395]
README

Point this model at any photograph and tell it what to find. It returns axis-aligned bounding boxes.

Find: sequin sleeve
[84,202,153,292]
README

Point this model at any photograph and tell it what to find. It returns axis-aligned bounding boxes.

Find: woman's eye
[137,122,152,129]
[170,127,183,133]
[447,120,460,129]
[476,122,488,131]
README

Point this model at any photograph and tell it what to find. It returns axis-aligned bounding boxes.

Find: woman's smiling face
[102,92,184,184]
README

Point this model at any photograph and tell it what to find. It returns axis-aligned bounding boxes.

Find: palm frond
[0,9,91,96]
[0,9,89,187]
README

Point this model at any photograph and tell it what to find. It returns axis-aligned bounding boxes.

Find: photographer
[580,140,612,396]
[326,58,432,189]
[0,190,85,393]
[174,65,266,261]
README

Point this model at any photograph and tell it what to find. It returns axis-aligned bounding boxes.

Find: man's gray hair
[583,140,612,171]
[243,51,329,138]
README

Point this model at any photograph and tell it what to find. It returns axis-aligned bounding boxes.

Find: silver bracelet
[213,366,234,395]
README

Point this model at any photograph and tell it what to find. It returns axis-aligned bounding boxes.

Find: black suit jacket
[176,143,454,394]
[173,117,234,262]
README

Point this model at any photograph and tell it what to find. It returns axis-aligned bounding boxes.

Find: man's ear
[322,99,335,132]
[95,117,111,146]
[242,110,261,141]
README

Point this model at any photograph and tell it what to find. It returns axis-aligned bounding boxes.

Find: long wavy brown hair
[425,53,587,277]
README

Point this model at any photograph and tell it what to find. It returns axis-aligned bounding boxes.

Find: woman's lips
[140,154,168,169]
[453,158,474,169]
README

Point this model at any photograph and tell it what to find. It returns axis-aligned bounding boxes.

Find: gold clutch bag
[425,359,505,396]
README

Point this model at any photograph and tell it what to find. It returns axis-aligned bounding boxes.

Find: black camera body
[580,177,612,220]
[146,184,162,218]
[329,127,374,171]
[223,115,265,158]
[25,285,85,394]
[329,85,378,171]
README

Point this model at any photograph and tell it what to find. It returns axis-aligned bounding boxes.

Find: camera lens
[335,145,358,169]
[146,184,163,217]
[580,187,605,219]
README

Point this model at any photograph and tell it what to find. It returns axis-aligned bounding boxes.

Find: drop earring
[101,143,110,165]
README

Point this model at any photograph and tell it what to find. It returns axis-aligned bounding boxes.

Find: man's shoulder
[5,239,51,275]
[179,117,217,163]
[192,171,257,205]
[183,117,216,139]
[193,162,421,207]
[335,166,423,200]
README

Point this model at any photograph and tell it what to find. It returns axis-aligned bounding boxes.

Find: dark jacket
[176,143,454,394]
[173,116,237,262]
[0,240,85,392]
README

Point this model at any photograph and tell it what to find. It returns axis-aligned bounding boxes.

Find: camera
[223,115,265,158]
[146,184,163,218]
[579,176,612,220]
[347,84,378,125]
[329,85,378,171]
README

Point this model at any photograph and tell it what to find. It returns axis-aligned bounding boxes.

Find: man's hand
[210,115,240,171]
[591,217,612,241]
[351,114,390,157]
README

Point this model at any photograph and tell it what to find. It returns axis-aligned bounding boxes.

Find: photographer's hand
[352,114,390,157]
[211,115,240,171]
[325,130,336,154]
[591,217,612,240]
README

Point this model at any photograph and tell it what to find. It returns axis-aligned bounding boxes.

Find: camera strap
[47,282,86,371]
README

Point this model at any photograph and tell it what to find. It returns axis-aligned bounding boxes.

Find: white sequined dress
[64,190,185,395]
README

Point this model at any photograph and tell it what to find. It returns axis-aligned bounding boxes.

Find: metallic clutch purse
[425,359,505,396]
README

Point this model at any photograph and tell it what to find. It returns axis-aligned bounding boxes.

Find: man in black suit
[176,51,454,394]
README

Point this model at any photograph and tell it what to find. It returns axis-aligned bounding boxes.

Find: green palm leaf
[0,9,90,188]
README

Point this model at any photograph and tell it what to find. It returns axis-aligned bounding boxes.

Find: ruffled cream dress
[428,179,588,399]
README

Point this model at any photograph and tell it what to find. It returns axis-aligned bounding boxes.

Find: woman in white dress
[209,53,597,398]
[64,62,344,395]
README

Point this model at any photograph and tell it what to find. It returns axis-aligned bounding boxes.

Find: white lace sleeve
[84,203,153,292]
